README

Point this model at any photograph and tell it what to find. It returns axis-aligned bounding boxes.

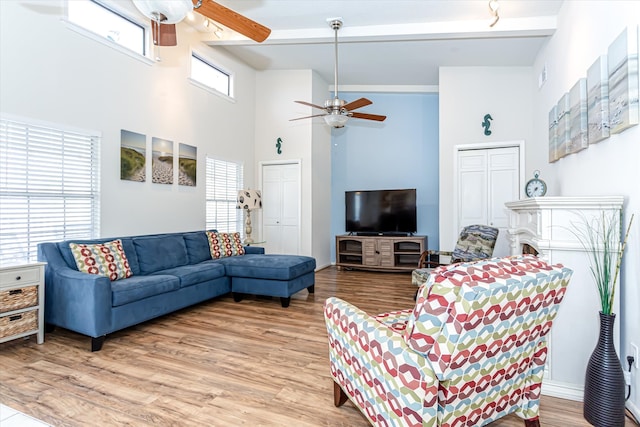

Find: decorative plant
[571,210,634,315]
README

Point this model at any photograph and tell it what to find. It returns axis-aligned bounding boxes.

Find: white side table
[0,262,46,344]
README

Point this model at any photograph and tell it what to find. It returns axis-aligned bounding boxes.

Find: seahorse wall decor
[482,114,493,136]
[276,137,282,154]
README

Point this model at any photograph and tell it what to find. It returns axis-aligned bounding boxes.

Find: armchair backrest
[403,255,573,425]
[403,255,571,365]
[451,224,499,262]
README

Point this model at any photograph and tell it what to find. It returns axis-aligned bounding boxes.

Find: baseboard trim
[541,380,583,401]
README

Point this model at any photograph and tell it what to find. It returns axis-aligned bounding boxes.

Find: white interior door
[457,145,521,257]
[261,162,301,255]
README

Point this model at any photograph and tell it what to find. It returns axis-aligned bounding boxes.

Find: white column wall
[439,66,534,248]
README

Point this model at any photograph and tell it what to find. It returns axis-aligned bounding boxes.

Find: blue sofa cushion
[58,237,140,275]
[133,234,188,275]
[219,254,316,281]
[111,274,180,307]
[153,262,227,288]
[183,231,212,264]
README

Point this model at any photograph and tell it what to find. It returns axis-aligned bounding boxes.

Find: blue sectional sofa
[37,231,316,351]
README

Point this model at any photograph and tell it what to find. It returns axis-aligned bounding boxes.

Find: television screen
[345,189,417,235]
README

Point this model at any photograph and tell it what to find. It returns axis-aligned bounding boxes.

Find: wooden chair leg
[333,380,348,407]
[524,417,540,427]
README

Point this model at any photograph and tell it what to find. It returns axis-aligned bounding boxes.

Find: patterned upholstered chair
[324,255,573,427]
[412,224,499,289]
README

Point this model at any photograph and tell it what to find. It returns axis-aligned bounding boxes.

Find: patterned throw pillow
[206,231,245,259]
[69,239,133,281]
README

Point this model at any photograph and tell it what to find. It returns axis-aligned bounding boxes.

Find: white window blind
[0,117,100,265]
[205,157,243,233]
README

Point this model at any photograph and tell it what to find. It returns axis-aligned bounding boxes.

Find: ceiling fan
[132,0,271,47]
[290,19,387,128]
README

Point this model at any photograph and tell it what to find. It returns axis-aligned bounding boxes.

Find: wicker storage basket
[0,310,38,339]
[0,286,38,313]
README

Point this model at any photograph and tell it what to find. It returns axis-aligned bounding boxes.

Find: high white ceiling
[197,0,564,87]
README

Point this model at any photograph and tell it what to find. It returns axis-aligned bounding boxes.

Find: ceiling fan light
[324,113,349,128]
[132,0,193,24]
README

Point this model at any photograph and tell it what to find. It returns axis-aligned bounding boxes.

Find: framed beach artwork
[607,25,639,134]
[548,105,558,163]
[178,143,197,186]
[568,78,588,154]
[152,137,174,184]
[120,129,146,182]
[556,93,570,159]
[587,55,610,144]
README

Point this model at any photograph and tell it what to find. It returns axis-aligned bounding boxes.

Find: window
[0,117,100,265]
[191,54,232,97]
[206,157,243,233]
[68,0,146,56]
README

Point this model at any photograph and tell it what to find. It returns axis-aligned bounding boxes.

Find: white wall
[439,67,533,247]
[254,69,331,264]
[311,72,332,268]
[0,0,257,237]
[531,1,640,416]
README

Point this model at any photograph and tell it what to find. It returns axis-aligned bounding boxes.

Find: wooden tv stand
[335,234,427,272]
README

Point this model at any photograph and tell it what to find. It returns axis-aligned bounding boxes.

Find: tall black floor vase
[583,312,625,427]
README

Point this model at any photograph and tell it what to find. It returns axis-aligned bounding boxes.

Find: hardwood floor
[0,267,634,426]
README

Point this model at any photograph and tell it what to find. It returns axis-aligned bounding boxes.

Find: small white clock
[525,170,547,198]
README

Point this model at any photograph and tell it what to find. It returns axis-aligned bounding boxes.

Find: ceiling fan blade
[194,1,271,43]
[294,100,326,110]
[350,112,387,122]
[289,114,327,122]
[151,21,177,46]
[343,98,372,111]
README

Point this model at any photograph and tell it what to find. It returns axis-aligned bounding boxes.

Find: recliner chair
[324,255,573,427]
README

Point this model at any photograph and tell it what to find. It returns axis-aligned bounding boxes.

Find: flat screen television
[345,189,417,235]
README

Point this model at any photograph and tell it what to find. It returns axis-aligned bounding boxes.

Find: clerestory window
[190,54,233,98]
[67,0,146,57]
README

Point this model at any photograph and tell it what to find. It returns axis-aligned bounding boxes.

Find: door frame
[258,159,302,253]
[452,140,525,244]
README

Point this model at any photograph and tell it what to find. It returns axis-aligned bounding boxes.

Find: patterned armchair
[412,224,499,288]
[324,255,573,427]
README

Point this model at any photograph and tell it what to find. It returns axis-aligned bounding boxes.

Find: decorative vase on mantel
[583,312,625,427]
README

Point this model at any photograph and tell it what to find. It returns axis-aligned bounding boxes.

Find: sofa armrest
[324,297,439,426]
[244,246,265,254]
[45,267,112,338]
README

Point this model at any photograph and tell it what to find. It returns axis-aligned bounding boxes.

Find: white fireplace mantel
[505,196,624,402]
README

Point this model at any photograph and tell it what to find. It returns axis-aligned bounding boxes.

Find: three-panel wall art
[549,25,639,162]
[120,129,197,186]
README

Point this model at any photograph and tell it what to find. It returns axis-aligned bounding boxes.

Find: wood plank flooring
[0,266,634,426]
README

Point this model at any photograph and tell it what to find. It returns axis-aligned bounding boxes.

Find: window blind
[205,157,243,233]
[0,117,100,265]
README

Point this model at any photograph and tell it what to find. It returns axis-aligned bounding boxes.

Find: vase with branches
[571,209,634,427]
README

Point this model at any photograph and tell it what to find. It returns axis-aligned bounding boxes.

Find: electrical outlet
[625,371,632,385]
[632,343,639,370]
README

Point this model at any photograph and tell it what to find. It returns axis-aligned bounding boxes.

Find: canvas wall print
[587,55,610,144]
[120,129,146,182]
[152,137,174,184]
[178,143,197,186]
[568,78,588,154]
[556,93,570,159]
[548,105,558,163]
[608,25,639,134]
